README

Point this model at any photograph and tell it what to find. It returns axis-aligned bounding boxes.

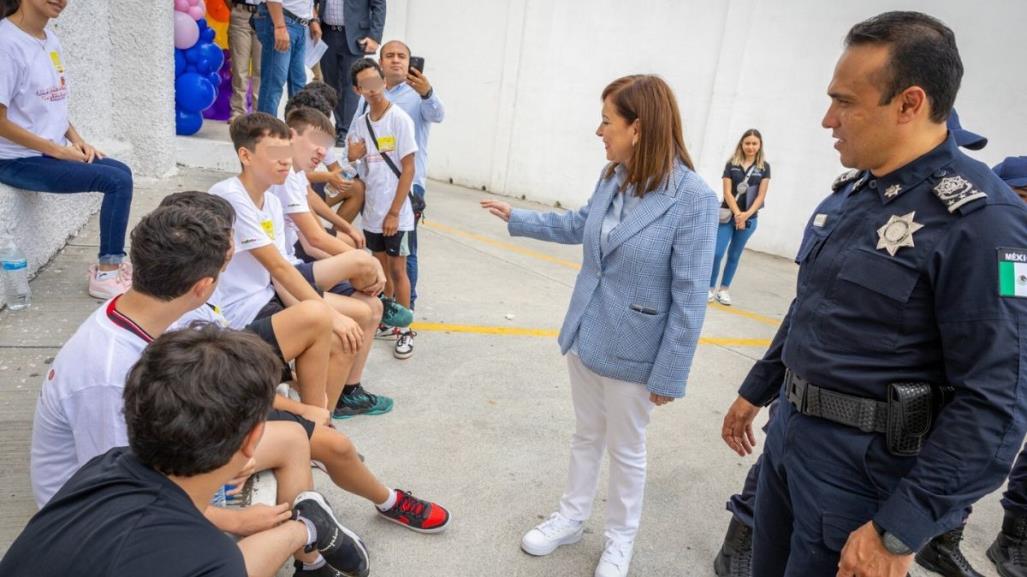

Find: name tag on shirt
[49,51,64,73]
[376,135,396,152]
[260,219,275,240]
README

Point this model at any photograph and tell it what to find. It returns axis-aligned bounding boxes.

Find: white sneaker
[594,538,634,577]
[521,512,584,556]
[715,290,732,306]
[707,290,715,303]
[394,330,415,360]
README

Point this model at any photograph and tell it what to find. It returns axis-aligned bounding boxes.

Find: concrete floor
[0,167,1011,576]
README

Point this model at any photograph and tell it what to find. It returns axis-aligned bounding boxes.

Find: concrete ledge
[0,141,132,307]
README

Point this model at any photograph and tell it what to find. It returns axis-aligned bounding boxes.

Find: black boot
[988,513,1027,577]
[915,525,983,577]
[714,517,752,577]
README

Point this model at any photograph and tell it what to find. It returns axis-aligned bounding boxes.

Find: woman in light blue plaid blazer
[482,75,717,577]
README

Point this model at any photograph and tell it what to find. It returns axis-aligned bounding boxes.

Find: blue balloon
[175,109,204,136]
[195,57,214,75]
[174,49,186,77]
[184,42,204,63]
[196,18,208,31]
[198,42,225,73]
[207,72,222,89]
[175,73,217,113]
[201,27,215,43]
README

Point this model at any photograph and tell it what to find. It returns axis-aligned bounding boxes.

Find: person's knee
[295,300,334,333]
[365,295,383,323]
[345,301,373,327]
[328,429,361,459]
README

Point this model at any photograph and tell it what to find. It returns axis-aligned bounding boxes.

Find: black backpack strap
[363,112,424,220]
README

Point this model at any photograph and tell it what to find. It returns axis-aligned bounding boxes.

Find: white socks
[375,487,397,511]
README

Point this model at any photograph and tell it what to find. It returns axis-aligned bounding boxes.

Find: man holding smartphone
[352,40,445,320]
[318,0,386,145]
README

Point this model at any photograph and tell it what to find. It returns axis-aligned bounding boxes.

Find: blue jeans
[254,6,306,116]
[0,155,132,264]
[407,184,424,309]
[710,217,758,288]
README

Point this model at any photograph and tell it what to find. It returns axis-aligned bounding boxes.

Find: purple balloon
[173,11,199,50]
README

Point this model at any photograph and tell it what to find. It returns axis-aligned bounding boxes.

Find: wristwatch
[420,87,433,100]
[872,521,913,555]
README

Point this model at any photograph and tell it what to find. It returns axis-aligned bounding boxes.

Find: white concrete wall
[383,0,1027,258]
[1,1,175,305]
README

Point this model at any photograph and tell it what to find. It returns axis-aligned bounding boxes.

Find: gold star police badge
[876,212,924,256]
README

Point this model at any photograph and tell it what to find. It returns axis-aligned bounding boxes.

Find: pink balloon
[187,0,200,5]
[173,11,200,49]
[174,0,190,12]
[187,5,204,20]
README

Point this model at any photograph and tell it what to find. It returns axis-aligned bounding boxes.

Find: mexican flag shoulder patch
[998,248,1027,298]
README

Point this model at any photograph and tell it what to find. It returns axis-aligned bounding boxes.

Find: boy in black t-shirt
[1,326,369,577]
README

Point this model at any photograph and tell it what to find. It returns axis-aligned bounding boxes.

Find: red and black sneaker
[376,489,451,534]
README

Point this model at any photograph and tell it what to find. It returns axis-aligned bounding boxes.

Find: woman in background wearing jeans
[709,129,771,306]
[0,0,133,299]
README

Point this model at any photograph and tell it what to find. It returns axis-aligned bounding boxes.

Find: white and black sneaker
[293,491,370,577]
[394,330,415,360]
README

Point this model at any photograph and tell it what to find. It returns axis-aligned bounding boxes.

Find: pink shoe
[88,264,132,300]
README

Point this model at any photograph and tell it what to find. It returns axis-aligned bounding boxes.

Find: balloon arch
[173,0,238,135]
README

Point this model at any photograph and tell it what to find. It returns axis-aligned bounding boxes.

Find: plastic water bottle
[0,236,30,311]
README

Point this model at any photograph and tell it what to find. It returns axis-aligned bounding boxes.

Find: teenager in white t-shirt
[26,206,367,575]
[158,191,452,542]
[273,106,410,419]
[347,59,420,360]
[0,2,133,299]
[214,113,384,413]
[286,82,369,225]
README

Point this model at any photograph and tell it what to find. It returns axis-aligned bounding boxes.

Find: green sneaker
[332,385,394,420]
[380,296,413,328]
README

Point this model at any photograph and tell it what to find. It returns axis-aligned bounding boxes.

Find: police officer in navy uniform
[985,156,1027,577]
[711,109,990,577]
[720,11,1027,577]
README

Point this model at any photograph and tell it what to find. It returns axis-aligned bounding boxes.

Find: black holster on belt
[786,370,953,456]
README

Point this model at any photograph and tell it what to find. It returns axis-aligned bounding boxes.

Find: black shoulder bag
[363,113,426,221]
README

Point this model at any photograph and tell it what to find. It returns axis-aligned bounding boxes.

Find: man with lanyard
[253,0,321,117]
[318,0,386,144]
[720,11,1027,577]
[354,40,445,318]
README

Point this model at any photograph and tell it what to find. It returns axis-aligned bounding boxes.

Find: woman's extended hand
[650,393,675,406]
[480,199,512,222]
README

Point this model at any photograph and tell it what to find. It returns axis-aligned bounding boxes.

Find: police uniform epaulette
[831,169,862,192]
[931,172,988,215]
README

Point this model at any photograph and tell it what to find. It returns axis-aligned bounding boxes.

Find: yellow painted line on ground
[410,321,770,347]
[421,220,583,270]
[411,321,558,338]
[423,219,782,330]
[707,302,782,328]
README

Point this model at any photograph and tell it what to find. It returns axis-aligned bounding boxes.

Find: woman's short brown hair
[602,75,695,196]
